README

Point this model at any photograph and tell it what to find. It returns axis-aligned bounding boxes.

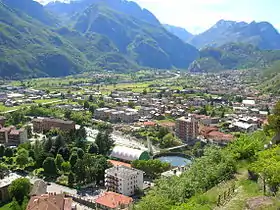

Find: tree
[88,143,99,154]
[58,147,70,161]
[68,172,75,187]
[55,154,64,171]
[0,163,8,178]
[8,178,31,203]
[69,153,78,168]
[43,157,57,175]
[128,101,135,109]
[64,110,72,119]
[52,135,65,154]
[25,125,32,139]
[43,137,53,153]
[0,145,5,157]
[77,148,84,159]
[61,161,71,174]
[250,146,280,194]
[15,148,29,169]
[132,159,171,179]
[84,101,90,109]
[89,95,93,102]
[4,147,13,157]
[95,131,114,155]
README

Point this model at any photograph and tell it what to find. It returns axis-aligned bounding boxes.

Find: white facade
[105,166,144,196]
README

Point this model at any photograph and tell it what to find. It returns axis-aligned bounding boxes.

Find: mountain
[188,42,280,73]
[2,0,59,26]
[46,0,160,25]
[0,0,137,78]
[259,61,280,93]
[54,1,199,69]
[0,0,199,78]
[189,20,280,50]
[163,24,193,42]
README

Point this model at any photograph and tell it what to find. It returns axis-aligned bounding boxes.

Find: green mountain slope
[0,0,139,78]
[189,20,280,50]
[72,3,199,69]
[46,0,160,25]
[163,24,193,42]
[188,43,280,73]
[259,61,280,93]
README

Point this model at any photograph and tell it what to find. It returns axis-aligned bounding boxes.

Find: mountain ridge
[189,19,280,50]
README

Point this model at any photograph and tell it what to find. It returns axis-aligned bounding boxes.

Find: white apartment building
[105,166,144,196]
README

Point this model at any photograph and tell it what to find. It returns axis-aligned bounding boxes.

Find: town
[0,69,277,209]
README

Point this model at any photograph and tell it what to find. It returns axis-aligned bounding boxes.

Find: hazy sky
[131,0,280,34]
[37,0,280,34]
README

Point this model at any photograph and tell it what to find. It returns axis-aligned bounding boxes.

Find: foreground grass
[0,203,12,210]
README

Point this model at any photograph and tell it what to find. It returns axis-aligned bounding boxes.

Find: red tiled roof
[26,194,72,210]
[143,121,156,126]
[200,126,218,135]
[208,131,234,141]
[95,191,133,209]
[108,160,131,168]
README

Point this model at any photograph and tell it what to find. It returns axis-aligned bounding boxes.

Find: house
[200,126,234,145]
[32,118,75,133]
[0,126,28,146]
[105,166,144,196]
[230,121,258,133]
[26,193,75,210]
[0,173,21,202]
[95,191,133,210]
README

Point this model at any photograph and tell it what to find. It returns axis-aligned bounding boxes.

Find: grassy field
[0,98,61,113]
[0,203,12,210]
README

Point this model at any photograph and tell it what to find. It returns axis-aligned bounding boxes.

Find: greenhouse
[110,146,150,162]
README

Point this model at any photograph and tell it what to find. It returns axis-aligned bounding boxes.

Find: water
[156,156,192,167]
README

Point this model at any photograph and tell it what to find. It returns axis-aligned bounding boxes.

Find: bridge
[165,144,189,151]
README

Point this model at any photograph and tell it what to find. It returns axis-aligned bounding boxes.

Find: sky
[37,0,280,34]
[131,0,280,34]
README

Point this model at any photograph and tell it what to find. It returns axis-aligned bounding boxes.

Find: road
[28,176,77,195]
[85,127,159,152]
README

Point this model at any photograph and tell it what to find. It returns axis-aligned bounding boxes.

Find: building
[32,118,75,133]
[175,117,199,142]
[26,193,75,210]
[200,126,234,145]
[0,173,21,202]
[95,191,133,210]
[110,146,150,162]
[0,116,6,126]
[0,126,27,146]
[105,166,144,196]
[29,180,47,196]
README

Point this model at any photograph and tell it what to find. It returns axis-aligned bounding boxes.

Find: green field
[0,98,61,113]
[0,203,12,210]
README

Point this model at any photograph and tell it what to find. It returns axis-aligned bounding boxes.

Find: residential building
[0,126,27,146]
[32,118,75,133]
[200,126,234,145]
[95,191,133,210]
[0,173,21,202]
[230,121,258,133]
[175,117,199,142]
[26,193,75,210]
[105,166,144,196]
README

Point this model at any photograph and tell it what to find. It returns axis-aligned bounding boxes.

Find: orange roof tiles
[26,194,72,210]
[108,160,131,168]
[95,191,133,209]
